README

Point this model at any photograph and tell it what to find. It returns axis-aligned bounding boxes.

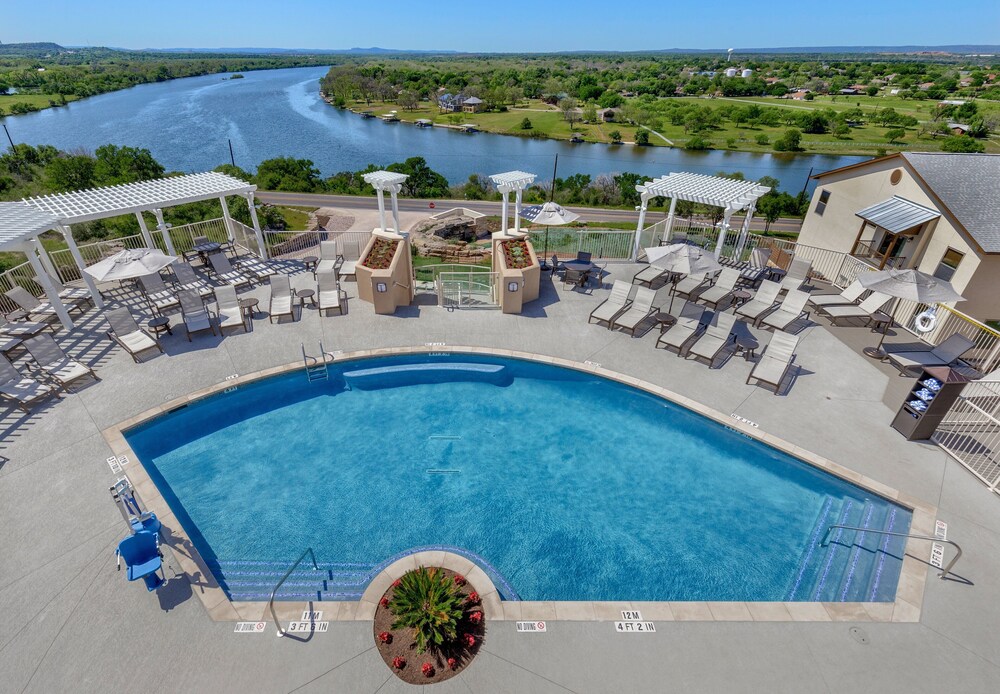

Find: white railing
[164,218,230,254]
[0,260,40,315]
[528,228,642,261]
[437,270,499,308]
[932,378,1000,495]
[229,220,262,257]
[261,229,373,261]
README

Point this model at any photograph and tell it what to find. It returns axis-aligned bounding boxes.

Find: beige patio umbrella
[520,201,581,268]
[645,243,722,312]
[84,248,178,282]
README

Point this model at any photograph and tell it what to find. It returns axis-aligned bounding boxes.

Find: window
[933,248,964,282]
[815,190,831,215]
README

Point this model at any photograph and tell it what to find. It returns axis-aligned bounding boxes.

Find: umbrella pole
[863,298,896,359]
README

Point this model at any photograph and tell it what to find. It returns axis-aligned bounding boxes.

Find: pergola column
[499,188,510,234]
[219,197,234,241]
[363,171,411,235]
[735,202,756,258]
[714,208,735,257]
[374,188,387,231]
[489,171,535,238]
[513,189,525,235]
[631,189,650,261]
[389,184,401,233]
[59,224,104,309]
[664,197,678,240]
[134,212,155,248]
[25,240,73,330]
[35,239,61,281]
[245,193,268,259]
[153,208,177,257]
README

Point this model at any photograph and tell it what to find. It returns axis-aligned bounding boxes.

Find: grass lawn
[274,205,315,230]
[0,94,80,114]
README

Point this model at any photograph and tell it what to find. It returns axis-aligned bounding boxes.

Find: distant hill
[0,42,68,56]
[142,46,461,55]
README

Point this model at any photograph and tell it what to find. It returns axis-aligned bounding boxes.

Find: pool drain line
[426,469,461,474]
[428,435,462,441]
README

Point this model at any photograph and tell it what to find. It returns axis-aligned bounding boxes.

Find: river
[2,66,867,192]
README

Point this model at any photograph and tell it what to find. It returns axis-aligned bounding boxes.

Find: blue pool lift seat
[116,531,164,592]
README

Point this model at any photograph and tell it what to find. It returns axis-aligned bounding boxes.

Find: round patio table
[561,260,595,274]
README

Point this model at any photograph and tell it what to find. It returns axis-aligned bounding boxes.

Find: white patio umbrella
[519,201,581,267]
[857,268,965,358]
[84,248,178,282]
[645,243,722,312]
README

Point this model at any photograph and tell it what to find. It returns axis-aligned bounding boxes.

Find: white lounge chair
[138,273,180,315]
[670,271,712,305]
[4,286,61,324]
[268,274,295,323]
[808,280,866,311]
[884,333,976,376]
[209,253,253,290]
[337,239,361,280]
[105,308,162,363]
[24,333,98,389]
[687,311,738,367]
[1,317,50,339]
[317,271,343,316]
[0,353,60,412]
[237,255,277,283]
[780,258,813,292]
[656,300,705,356]
[610,286,657,337]
[317,241,339,276]
[747,331,800,395]
[698,267,741,310]
[589,280,633,328]
[823,292,891,326]
[734,280,782,326]
[214,284,246,334]
[760,289,811,331]
[178,289,217,341]
[173,262,215,300]
[632,265,671,288]
[737,247,773,286]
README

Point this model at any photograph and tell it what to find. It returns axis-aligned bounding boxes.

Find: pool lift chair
[111,476,165,591]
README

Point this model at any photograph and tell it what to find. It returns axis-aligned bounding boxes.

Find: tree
[582,104,598,122]
[940,136,985,153]
[608,130,622,143]
[755,133,770,146]
[45,155,95,191]
[597,91,624,109]
[634,130,650,146]
[885,128,906,143]
[398,90,419,111]
[519,117,533,130]
[685,135,710,150]
[255,157,323,192]
[386,157,450,198]
[93,144,164,185]
[866,85,879,97]
[559,97,579,125]
[832,124,851,139]
[773,128,802,152]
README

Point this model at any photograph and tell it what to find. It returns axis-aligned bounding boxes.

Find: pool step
[207,559,378,602]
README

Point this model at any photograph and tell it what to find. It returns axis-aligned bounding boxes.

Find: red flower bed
[361,237,400,270]
[501,238,533,270]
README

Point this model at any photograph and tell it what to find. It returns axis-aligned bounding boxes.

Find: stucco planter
[492,232,540,314]
[357,231,414,314]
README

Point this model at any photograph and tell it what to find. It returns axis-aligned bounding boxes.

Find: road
[256,191,804,234]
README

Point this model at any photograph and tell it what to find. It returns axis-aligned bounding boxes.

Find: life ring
[915,308,937,333]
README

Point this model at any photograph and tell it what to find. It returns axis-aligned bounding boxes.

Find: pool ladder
[301,342,330,382]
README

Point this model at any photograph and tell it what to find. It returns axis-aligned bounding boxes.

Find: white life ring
[915,309,937,334]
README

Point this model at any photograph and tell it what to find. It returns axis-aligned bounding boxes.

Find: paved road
[256,190,804,233]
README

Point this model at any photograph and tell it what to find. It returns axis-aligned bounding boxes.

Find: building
[798,153,1000,322]
[948,122,970,135]
[461,96,484,113]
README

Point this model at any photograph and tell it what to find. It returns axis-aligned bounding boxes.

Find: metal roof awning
[856,195,940,235]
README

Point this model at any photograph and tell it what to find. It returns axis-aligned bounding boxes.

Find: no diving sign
[516,621,546,632]
[235,622,266,633]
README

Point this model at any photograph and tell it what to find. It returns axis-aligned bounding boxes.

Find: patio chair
[177,289,217,341]
[237,255,277,283]
[55,283,94,311]
[670,272,712,304]
[317,271,344,316]
[214,284,247,334]
[760,289,811,332]
[549,254,564,277]
[747,330,800,395]
[105,308,162,363]
[317,241,339,276]
[268,274,295,323]
[823,291,891,326]
[23,333,98,389]
[337,239,361,280]
[116,531,164,592]
[697,267,742,310]
[687,311,738,367]
[632,264,671,288]
[209,252,253,290]
[172,262,215,300]
[734,280,782,326]
[1,317,50,339]
[4,286,61,324]
[656,300,705,356]
[589,280,633,328]
[808,280,866,311]
[610,286,657,337]
[588,260,607,289]
[0,353,60,412]
[576,251,592,263]
[562,267,587,290]
[884,333,976,376]
[137,273,180,315]
[737,248,772,287]
[780,258,813,292]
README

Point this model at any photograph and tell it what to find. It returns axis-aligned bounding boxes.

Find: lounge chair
[780,258,813,292]
[589,280,633,328]
[687,311,738,367]
[55,284,94,311]
[209,252,253,290]
[214,284,247,334]
[137,273,180,315]
[177,289,217,341]
[610,286,657,337]
[734,280,782,326]
[268,274,295,323]
[807,280,865,311]
[632,265,671,288]
[697,267,741,310]
[4,286,61,324]
[237,255,277,283]
[337,239,361,280]
[0,354,60,412]
[316,241,339,276]
[670,272,712,304]
[760,289,811,331]
[737,248,772,287]
[884,333,976,376]
[656,300,705,356]
[105,308,162,363]
[317,271,344,316]
[823,292,891,326]
[24,333,98,389]
[1,317,50,339]
[747,331,800,395]
[172,262,215,300]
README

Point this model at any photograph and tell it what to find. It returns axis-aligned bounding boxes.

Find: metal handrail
[269,547,320,636]
[822,525,962,580]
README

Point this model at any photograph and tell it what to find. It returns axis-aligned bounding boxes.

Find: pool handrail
[822,525,962,581]
[269,547,320,636]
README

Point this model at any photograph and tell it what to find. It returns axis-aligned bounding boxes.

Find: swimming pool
[126,353,911,603]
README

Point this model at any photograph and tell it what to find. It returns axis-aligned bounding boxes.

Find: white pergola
[21,172,262,309]
[0,202,77,329]
[634,172,771,259]
[362,171,409,233]
[489,170,536,236]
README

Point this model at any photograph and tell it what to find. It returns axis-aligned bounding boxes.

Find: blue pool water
[126,353,911,602]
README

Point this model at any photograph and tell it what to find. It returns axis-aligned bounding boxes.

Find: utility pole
[228,139,236,167]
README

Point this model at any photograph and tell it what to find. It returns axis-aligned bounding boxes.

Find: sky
[5,0,1000,52]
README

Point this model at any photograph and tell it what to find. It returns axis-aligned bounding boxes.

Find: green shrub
[389,568,466,654]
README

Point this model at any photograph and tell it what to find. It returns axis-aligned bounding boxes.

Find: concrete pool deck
[2,262,1000,693]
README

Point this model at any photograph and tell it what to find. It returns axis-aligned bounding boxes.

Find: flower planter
[492,232,540,314]
[356,231,414,314]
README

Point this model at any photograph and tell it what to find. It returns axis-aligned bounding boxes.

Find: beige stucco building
[798,153,1000,323]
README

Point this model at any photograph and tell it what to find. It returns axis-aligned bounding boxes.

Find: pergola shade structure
[362,170,410,233]
[489,170,537,235]
[633,172,771,259]
[851,196,941,270]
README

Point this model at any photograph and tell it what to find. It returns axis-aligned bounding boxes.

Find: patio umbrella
[84,248,178,282]
[856,268,965,358]
[519,201,580,268]
[644,243,722,312]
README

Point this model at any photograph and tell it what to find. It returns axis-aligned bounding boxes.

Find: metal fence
[932,378,1000,495]
[48,233,149,284]
[436,270,499,308]
[261,229,373,261]
[526,228,635,261]
[0,260,42,315]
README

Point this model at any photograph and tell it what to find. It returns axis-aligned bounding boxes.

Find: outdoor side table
[652,312,676,334]
[296,289,316,308]
[147,316,172,337]
[303,256,319,277]
[731,289,752,308]
[734,333,759,360]
[239,297,259,325]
